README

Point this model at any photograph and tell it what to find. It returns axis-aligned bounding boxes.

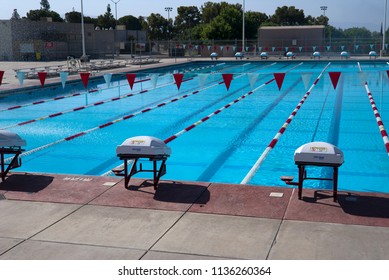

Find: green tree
[175,6,201,40]
[97,4,116,29]
[146,13,170,40]
[245,11,268,39]
[65,11,81,23]
[11,9,21,20]
[343,27,372,39]
[199,2,243,40]
[40,0,50,11]
[118,15,143,30]
[26,9,64,22]
[65,10,97,25]
[270,6,306,25]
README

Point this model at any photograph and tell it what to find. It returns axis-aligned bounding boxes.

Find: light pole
[242,0,245,53]
[80,0,87,61]
[165,7,173,57]
[165,7,173,21]
[320,6,328,16]
[111,0,121,58]
[111,0,121,24]
[383,0,387,57]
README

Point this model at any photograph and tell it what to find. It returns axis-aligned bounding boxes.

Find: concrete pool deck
[1,58,389,260]
[1,173,389,260]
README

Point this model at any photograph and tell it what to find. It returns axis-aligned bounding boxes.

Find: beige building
[0,19,147,61]
[258,25,325,54]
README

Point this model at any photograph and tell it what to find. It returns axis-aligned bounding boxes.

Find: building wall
[258,26,325,53]
[0,19,147,61]
[7,19,95,60]
[0,21,13,60]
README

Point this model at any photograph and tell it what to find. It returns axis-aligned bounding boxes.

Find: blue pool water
[1,61,389,194]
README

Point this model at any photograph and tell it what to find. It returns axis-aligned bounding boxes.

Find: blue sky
[0,0,386,31]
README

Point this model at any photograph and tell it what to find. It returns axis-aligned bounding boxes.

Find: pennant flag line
[274,73,286,90]
[80,72,90,89]
[150,74,159,89]
[17,72,25,86]
[247,73,260,89]
[59,72,69,89]
[0,70,4,86]
[222,73,233,91]
[173,73,184,90]
[104,73,112,87]
[38,72,47,87]
[329,72,341,89]
[358,72,368,85]
[197,74,209,88]
[126,73,136,90]
[301,72,313,90]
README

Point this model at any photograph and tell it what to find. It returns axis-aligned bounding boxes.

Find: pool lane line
[0,77,196,130]
[2,62,273,130]
[101,77,277,177]
[0,63,223,113]
[240,62,332,185]
[363,82,389,155]
[163,79,276,144]
[4,69,252,163]
[163,63,304,145]
[0,62,251,129]
[0,77,151,113]
[197,77,302,182]
[358,63,389,155]
[99,63,280,176]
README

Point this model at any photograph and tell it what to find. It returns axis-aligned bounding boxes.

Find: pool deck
[1,173,389,260]
[1,58,389,260]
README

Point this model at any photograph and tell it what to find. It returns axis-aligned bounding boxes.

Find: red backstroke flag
[173,73,184,90]
[80,72,90,89]
[329,72,341,90]
[126,73,136,90]
[0,71,4,86]
[38,72,47,87]
[274,73,286,90]
[222,73,233,90]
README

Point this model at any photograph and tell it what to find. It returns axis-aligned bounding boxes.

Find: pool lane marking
[358,63,389,155]
[164,63,304,144]
[240,62,332,185]
[102,77,277,177]
[0,77,196,130]
[5,62,279,164]
[100,63,281,176]
[2,62,274,130]
[4,69,255,163]
[362,83,389,155]
[0,78,151,113]
[163,79,275,144]
[0,63,222,113]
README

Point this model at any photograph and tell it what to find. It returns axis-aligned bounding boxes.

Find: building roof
[259,25,325,30]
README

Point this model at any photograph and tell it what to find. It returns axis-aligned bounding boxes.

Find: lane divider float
[240,62,331,185]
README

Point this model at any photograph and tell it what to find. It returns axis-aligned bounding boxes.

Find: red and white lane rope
[0,76,196,130]
[0,64,222,114]
[3,71,239,164]
[240,62,331,185]
[164,62,304,144]
[164,79,275,144]
[101,77,277,176]
[363,82,389,155]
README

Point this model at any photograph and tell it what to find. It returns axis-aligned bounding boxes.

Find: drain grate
[269,192,284,198]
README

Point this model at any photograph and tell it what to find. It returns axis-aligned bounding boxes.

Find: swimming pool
[1,60,389,194]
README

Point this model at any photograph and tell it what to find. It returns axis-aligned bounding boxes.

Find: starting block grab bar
[112,154,168,189]
[1,147,24,181]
